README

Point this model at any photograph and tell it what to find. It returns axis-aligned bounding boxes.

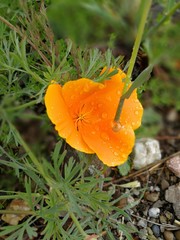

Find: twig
[104,151,180,187]
[131,213,180,231]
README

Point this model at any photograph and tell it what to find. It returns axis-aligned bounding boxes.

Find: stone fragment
[161,179,169,190]
[1,199,31,225]
[166,154,180,178]
[164,230,174,240]
[139,228,148,240]
[167,108,178,122]
[152,224,160,237]
[160,215,167,224]
[165,183,180,219]
[148,207,160,218]
[137,219,147,228]
[133,138,161,169]
[153,200,165,208]
[145,192,160,202]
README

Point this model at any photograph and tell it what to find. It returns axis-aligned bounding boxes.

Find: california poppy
[45,68,143,166]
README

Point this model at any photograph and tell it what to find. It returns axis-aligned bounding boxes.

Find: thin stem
[0,193,40,200]
[6,100,37,112]
[113,0,152,124]
[70,212,88,237]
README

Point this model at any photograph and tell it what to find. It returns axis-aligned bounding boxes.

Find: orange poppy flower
[45,68,143,166]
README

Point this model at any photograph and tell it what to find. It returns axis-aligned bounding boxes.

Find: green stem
[0,193,40,200]
[113,0,152,124]
[70,212,88,237]
[6,100,37,112]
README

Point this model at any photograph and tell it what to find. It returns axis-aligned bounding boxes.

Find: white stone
[148,207,160,218]
[132,138,162,170]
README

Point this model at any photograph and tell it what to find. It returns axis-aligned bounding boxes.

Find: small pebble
[153,200,164,208]
[154,186,160,192]
[164,230,174,240]
[152,224,161,237]
[147,227,153,235]
[137,219,147,228]
[175,230,180,240]
[133,189,140,196]
[133,138,161,169]
[167,108,178,122]
[164,211,173,221]
[161,179,170,190]
[139,228,148,239]
[149,207,160,218]
[145,192,160,202]
[167,154,180,178]
[159,215,167,224]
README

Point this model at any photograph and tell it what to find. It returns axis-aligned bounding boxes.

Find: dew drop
[101,132,109,141]
[102,112,108,119]
[135,110,139,115]
[114,151,119,156]
[91,131,96,135]
[99,84,104,89]
[122,154,126,159]
[132,122,135,126]
[124,130,128,135]
[117,90,121,95]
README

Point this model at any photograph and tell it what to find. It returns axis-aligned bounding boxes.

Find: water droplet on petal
[135,110,139,115]
[91,131,96,135]
[99,84,104,89]
[122,154,126,158]
[101,132,109,141]
[117,90,121,95]
[102,112,108,119]
[132,122,135,126]
[114,151,119,156]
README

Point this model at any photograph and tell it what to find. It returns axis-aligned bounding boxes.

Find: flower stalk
[113,0,152,124]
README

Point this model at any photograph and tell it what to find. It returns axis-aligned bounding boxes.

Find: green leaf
[118,158,131,176]
[123,64,153,99]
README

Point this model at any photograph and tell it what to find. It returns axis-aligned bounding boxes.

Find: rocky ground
[110,106,180,240]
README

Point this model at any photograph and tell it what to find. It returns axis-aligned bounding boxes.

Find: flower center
[73,104,92,131]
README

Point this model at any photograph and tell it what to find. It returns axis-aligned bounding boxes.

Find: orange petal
[121,90,143,130]
[45,83,93,153]
[80,120,135,167]
[62,78,104,111]
[100,68,143,130]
